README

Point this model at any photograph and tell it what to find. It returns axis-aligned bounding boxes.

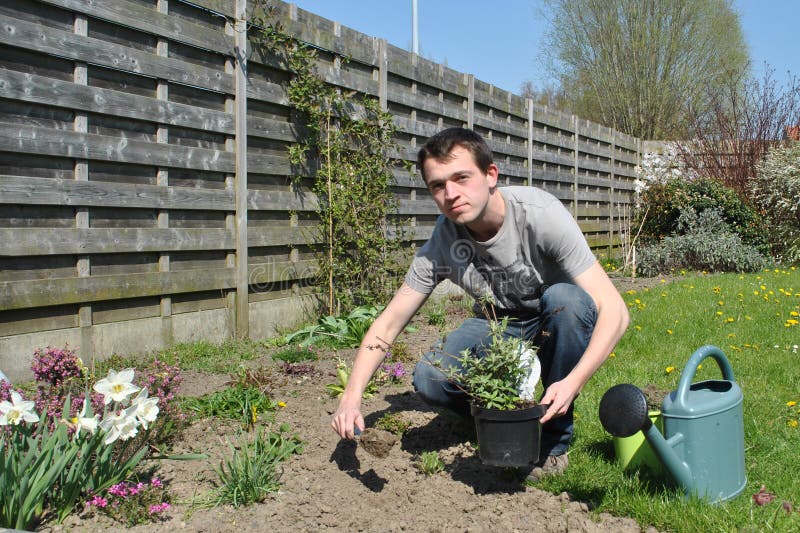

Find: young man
[331,128,629,479]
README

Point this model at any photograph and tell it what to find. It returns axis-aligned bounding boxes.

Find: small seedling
[416,451,445,476]
[375,412,411,435]
[326,358,378,399]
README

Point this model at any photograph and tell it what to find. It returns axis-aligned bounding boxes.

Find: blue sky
[288,0,799,95]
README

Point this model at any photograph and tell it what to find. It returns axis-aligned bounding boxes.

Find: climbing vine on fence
[249,2,410,314]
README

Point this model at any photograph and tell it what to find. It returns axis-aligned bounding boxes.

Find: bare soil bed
[50,276,661,532]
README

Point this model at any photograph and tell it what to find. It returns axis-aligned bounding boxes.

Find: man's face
[423,146,498,225]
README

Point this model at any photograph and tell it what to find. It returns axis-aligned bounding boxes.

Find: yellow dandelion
[725,317,734,323]
[626,290,637,295]
[718,301,725,306]
[716,311,723,316]
[697,364,703,370]
[608,352,616,358]
[791,311,799,317]
[667,329,674,335]
[788,420,799,428]
[634,325,642,331]
[727,333,736,338]
[277,401,287,408]
[666,366,676,373]
[787,401,797,407]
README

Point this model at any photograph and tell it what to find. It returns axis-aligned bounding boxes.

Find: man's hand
[539,379,580,424]
[331,400,364,439]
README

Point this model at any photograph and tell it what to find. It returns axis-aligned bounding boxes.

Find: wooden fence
[0,0,641,380]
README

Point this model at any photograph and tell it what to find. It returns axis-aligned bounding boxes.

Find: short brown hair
[417,128,493,181]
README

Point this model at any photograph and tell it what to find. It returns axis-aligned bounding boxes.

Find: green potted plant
[612,383,666,474]
[437,316,546,468]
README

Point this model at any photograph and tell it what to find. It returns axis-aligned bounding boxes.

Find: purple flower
[150,478,163,488]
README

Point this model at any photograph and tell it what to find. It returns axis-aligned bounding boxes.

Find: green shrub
[752,142,800,263]
[637,208,767,276]
[637,177,768,254]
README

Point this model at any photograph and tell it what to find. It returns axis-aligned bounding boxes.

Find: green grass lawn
[537,267,800,532]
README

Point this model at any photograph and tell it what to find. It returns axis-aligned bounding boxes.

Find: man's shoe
[526,453,569,481]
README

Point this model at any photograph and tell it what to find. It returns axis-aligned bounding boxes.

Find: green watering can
[599,345,747,503]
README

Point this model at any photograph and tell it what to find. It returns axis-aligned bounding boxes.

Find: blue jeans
[412,283,597,457]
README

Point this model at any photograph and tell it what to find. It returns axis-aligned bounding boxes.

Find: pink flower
[109,483,129,498]
[151,478,163,488]
[148,502,171,515]
[86,495,108,508]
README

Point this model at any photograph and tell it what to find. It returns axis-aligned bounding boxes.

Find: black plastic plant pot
[470,403,548,468]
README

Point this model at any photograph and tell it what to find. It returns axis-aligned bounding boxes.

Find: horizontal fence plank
[183,0,235,19]
[248,259,318,285]
[0,124,235,172]
[0,175,234,211]
[39,0,234,55]
[1,268,235,311]
[2,13,234,94]
[0,227,234,256]
[0,69,235,134]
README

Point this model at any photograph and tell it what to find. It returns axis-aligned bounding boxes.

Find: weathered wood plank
[1,13,233,93]
[387,86,469,122]
[184,0,235,19]
[247,188,318,212]
[0,124,235,172]
[0,69,234,134]
[39,0,234,54]
[262,2,380,67]
[1,268,235,311]
[0,227,235,256]
[0,175,234,211]
[247,259,318,284]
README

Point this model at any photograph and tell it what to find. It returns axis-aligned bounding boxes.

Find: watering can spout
[641,424,693,495]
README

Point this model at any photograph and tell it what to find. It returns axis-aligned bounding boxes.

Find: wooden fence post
[73,12,93,365]
[467,74,474,129]
[156,0,173,347]
[572,115,579,218]
[234,0,249,339]
[609,129,616,257]
[527,98,534,187]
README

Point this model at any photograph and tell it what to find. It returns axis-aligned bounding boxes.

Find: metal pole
[412,0,419,54]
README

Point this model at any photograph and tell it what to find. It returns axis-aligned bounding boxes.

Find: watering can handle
[675,345,735,408]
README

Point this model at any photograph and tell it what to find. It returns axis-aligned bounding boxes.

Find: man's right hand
[331,400,364,440]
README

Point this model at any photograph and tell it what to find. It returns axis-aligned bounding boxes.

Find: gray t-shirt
[405,186,596,315]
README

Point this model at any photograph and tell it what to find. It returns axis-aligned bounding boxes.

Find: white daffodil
[130,388,159,430]
[93,368,140,405]
[65,400,99,438]
[0,390,40,426]
[99,405,139,445]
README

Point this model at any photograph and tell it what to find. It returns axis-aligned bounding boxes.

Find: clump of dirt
[357,427,399,458]
[642,384,670,411]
